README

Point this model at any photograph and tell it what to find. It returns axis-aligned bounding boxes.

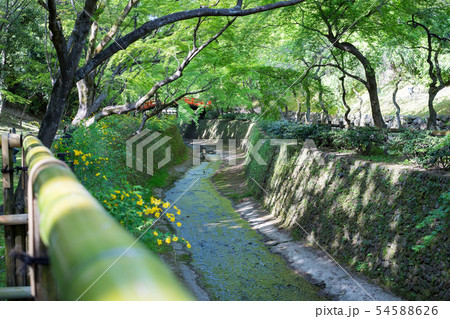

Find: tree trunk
[364,70,385,128]
[393,78,402,129]
[73,74,97,125]
[294,93,301,122]
[283,102,289,119]
[37,75,74,147]
[333,40,386,128]
[302,82,311,123]
[427,87,438,129]
[318,89,330,123]
[340,76,351,127]
[317,78,330,124]
[353,87,363,126]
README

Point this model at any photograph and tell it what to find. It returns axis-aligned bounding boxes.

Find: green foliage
[422,135,450,170]
[330,128,388,155]
[389,130,449,169]
[412,191,449,253]
[0,90,31,105]
[259,120,332,145]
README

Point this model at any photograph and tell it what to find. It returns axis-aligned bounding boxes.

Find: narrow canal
[164,161,323,301]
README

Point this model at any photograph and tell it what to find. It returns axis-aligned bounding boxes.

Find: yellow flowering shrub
[102,185,191,250]
[54,115,190,252]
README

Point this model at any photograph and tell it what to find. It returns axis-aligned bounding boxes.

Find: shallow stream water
[164,161,322,301]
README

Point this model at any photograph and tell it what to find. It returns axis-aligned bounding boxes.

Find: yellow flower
[176,209,181,215]
[165,238,171,244]
[121,195,124,200]
[103,200,108,204]
[115,190,121,194]
[74,160,79,165]
[85,161,89,166]
[157,239,162,245]
[111,194,117,200]
[137,199,144,206]
[82,155,87,161]
[170,217,175,222]
[153,231,158,236]
[186,243,191,249]
[137,212,142,217]
[155,212,160,218]
[176,222,181,227]
[125,194,129,197]
[173,205,178,210]
[173,236,178,242]
[95,173,100,176]
[74,150,83,156]
[103,175,108,180]
[162,202,170,209]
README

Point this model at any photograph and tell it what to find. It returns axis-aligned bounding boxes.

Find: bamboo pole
[23,136,193,301]
[0,133,21,148]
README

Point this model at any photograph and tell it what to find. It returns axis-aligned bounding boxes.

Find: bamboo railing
[1,134,193,301]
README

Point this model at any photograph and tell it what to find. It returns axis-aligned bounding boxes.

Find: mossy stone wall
[193,119,449,300]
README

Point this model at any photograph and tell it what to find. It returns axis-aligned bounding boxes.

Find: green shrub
[330,127,388,155]
[388,130,448,169]
[219,113,237,121]
[421,135,450,170]
[205,110,219,119]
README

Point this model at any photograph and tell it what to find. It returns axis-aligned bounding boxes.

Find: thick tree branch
[67,0,98,64]
[75,0,306,81]
[47,0,68,69]
[94,0,140,55]
[88,17,236,124]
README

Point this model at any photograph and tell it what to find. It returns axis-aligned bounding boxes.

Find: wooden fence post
[1,133,29,291]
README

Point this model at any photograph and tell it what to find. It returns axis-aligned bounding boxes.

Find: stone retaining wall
[190,119,449,300]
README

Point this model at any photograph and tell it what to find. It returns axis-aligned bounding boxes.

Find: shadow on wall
[191,119,449,301]
[247,134,449,301]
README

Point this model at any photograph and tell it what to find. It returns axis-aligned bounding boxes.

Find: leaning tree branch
[47,0,68,69]
[66,0,98,63]
[75,0,306,81]
[87,17,236,125]
[94,0,140,56]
